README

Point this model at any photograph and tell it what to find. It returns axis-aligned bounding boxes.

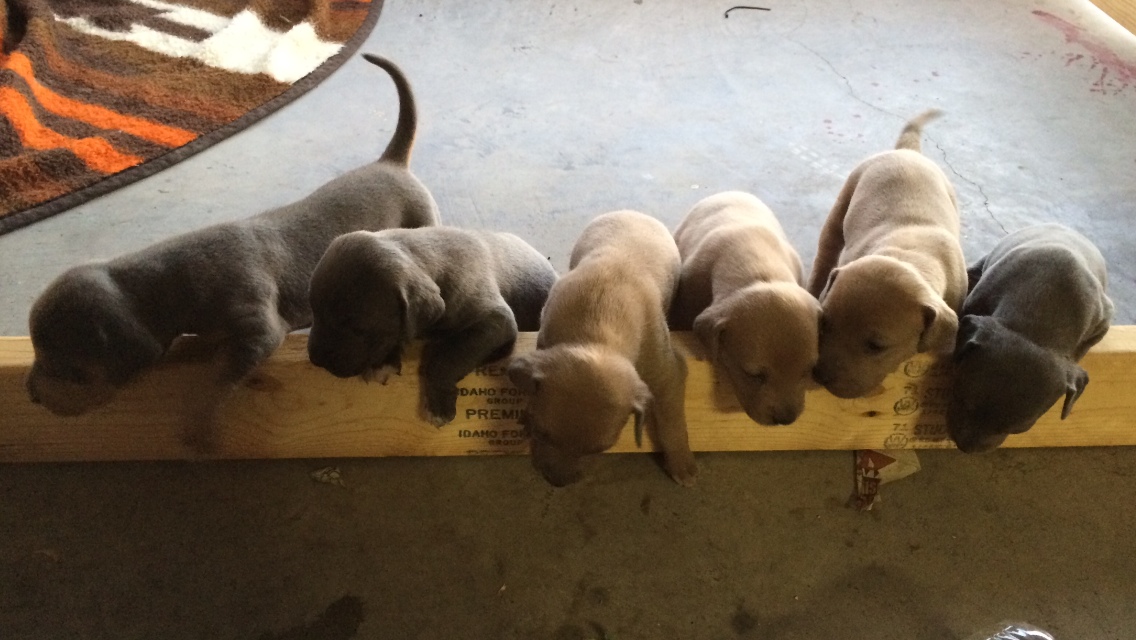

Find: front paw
[422,385,458,427]
[665,454,699,488]
[363,363,400,385]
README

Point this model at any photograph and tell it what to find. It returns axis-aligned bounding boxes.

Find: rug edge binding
[0,0,386,236]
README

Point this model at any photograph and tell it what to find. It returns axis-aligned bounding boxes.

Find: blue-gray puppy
[948,223,1113,453]
[26,55,439,450]
[307,227,557,426]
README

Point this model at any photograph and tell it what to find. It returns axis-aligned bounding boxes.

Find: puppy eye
[865,340,886,355]
[746,370,768,385]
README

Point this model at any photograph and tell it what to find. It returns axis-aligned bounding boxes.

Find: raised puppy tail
[894,109,942,152]
[363,53,419,166]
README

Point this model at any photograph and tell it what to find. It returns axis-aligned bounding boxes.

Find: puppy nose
[771,409,799,426]
[812,366,832,386]
[307,344,329,369]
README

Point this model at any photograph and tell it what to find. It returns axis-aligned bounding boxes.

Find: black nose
[307,343,331,369]
[771,410,798,426]
[308,350,324,369]
[812,366,832,386]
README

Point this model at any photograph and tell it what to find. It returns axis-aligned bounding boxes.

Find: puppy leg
[184,307,289,455]
[644,344,698,487]
[419,304,519,426]
[807,166,862,296]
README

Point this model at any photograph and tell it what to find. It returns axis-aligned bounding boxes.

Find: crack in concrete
[788,39,898,120]
[786,37,1008,236]
[931,139,1008,235]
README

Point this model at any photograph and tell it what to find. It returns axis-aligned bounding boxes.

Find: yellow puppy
[808,111,967,399]
[508,211,697,487]
[671,191,820,425]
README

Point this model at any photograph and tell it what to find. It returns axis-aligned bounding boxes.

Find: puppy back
[489,232,559,331]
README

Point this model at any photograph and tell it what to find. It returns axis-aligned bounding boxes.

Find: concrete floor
[2,0,1136,637]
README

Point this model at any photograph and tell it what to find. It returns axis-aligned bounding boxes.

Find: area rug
[0,0,384,235]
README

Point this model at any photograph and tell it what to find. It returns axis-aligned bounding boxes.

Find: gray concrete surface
[2,0,1136,637]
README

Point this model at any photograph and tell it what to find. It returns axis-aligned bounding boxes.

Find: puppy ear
[918,299,959,353]
[631,379,652,449]
[952,314,982,362]
[1060,365,1089,420]
[399,275,445,341]
[692,306,726,362]
[101,314,165,385]
[507,354,543,394]
[966,258,986,293]
[819,267,840,300]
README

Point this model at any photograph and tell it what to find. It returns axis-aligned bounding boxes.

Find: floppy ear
[819,267,840,300]
[399,273,445,341]
[966,257,986,293]
[507,354,543,394]
[918,299,959,353]
[98,304,165,385]
[630,379,653,448]
[1060,365,1089,420]
[106,327,164,385]
[952,314,982,362]
[692,306,726,362]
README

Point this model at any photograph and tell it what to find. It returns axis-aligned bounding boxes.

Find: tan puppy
[670,191,820,425]
[507,211,697,487]
[808,110,967,399]
[25,54,439,449]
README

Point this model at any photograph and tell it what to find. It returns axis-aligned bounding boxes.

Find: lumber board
[1091,0,1136,34]
[2,328,1135,463]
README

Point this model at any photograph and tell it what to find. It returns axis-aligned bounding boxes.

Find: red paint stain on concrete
[1033,10,1136,94]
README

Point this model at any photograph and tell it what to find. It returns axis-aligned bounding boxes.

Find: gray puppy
[307,227,557,426]
[948,223,1114,453]
[26,54,440,435]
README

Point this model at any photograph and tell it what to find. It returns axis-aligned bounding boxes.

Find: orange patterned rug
[0,0,383,234]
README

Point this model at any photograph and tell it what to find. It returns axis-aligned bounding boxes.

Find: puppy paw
[665,456,699,488]
[421,385,458,427]
[363,363,401,385]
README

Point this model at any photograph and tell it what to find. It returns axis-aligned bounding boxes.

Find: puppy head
[27,265,165,416]
[308,232,444,379]
[814,256,958,398]
[508,345,650,487]
[948,315,1089,453]
[694,284,820,425]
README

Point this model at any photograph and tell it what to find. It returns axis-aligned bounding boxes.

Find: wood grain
[2,328,1135,463]
[1091,0,1136,34]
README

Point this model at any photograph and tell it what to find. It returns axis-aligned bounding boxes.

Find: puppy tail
[894,109,943,152]
[363,53,419,166]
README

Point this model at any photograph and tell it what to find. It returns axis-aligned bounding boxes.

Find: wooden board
[2,328,1135,463]
[1092,0,1136,34]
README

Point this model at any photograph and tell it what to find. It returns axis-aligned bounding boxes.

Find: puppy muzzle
[307,343,362,379]
[26,375,41,405]
[769,408,800,426]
